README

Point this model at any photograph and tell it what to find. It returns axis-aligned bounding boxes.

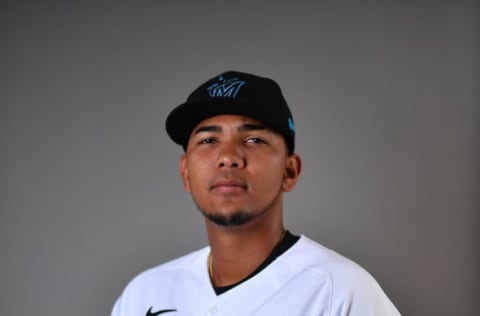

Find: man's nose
[216,142,246,169]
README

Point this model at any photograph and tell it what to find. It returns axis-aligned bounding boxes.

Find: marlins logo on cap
[207,76,246,98]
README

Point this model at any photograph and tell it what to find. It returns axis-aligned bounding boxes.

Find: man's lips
[210,178,248,192]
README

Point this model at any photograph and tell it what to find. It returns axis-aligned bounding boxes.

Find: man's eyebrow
[238,123,268,131]
[193,123,268,135]
[193,125,222,135]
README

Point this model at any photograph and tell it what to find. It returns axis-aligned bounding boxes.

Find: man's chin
[201,210,255,227]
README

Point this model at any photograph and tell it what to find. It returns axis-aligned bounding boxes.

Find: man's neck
[206,221,285,287]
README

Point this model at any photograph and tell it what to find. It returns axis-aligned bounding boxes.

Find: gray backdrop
[2,1,479,315]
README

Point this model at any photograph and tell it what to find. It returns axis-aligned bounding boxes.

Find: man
[111,71,400,315]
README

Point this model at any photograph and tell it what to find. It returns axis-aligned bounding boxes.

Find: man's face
[179,114,301,227]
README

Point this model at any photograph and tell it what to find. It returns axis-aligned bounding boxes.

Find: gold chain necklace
[207,229,287,282]
[207,251,214,282]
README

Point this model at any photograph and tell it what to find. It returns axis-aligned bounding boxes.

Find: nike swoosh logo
[146,306,177,316]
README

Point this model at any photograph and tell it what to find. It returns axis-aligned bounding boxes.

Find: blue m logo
[207,76,246,98]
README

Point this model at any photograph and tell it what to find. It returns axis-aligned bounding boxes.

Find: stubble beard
[194,191,282,227]
[201,210,257,227]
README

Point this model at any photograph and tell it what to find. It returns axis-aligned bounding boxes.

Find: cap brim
[165,98,279,150]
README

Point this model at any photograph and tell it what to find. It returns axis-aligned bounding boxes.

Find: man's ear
[282,154,302,192]
[179,154,191,192]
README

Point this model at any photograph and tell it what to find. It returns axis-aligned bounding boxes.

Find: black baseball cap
[165,71,295,154]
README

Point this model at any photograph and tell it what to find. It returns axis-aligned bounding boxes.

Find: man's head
[166,71,296,155]
[165,71,301,227]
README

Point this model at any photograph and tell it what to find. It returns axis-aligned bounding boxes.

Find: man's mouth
[210,178,247,193]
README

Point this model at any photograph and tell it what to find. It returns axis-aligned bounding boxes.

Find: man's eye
[199,138,217,144]
[245,137,266,144]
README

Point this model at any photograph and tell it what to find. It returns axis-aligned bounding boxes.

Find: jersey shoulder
[282,236,400,315]
[111,247,211,316]
[128,246,209,287]
[288,236,375,279]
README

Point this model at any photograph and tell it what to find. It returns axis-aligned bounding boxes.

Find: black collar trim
[212,230,300,295]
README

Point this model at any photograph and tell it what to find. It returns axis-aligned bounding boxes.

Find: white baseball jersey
[111,235,400,315]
